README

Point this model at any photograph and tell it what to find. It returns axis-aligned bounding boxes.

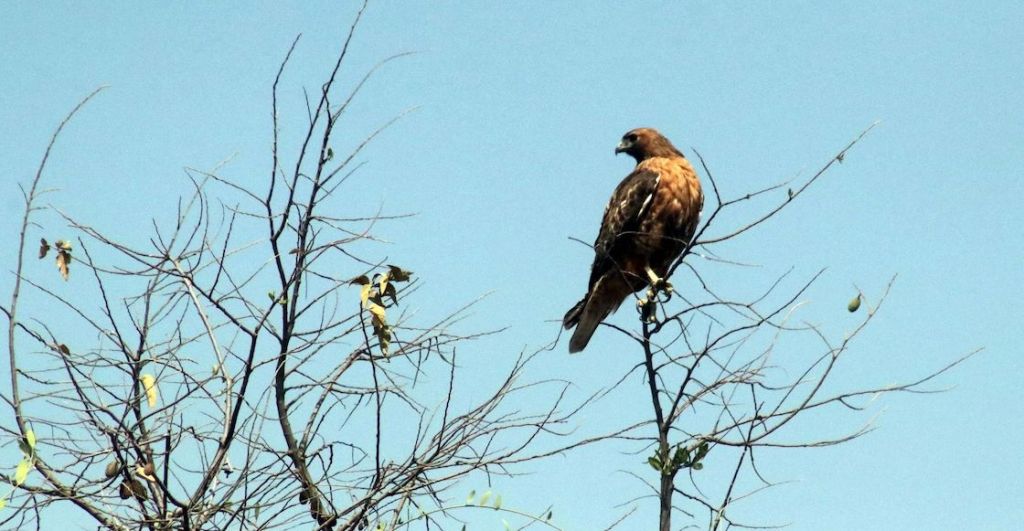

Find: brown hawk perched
[563,128,703,353]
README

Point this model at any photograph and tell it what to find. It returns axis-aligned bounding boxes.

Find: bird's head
[615,128,684,162]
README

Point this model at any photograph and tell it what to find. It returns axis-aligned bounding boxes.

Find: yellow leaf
[55,240,72,251]
[14,459,31,486]
[360,283,372,307]
[367,303,386,328]
[847,294,862,313]
[140,374,158,407]
[26,430,35,451]
[378,272,390,298]
[0,496,7,510]
[136,462,156,482]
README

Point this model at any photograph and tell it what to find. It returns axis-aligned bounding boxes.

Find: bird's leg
[644,266,673,301]
[636,293,657,323]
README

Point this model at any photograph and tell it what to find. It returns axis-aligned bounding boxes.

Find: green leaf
[692,462,703,471]
[546,510,553,520]
[696,441,710,460]
[672,445,690,466]
[325,147,334,162]
[14,458,32,486]
[466,490,475,505]
[479,490,491,506]
[647,456,662,471]
[493,493,502,510]
[502,519,511,530]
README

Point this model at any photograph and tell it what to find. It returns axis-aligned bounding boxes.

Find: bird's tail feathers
[563,297,586,330]
[567,298,610,354]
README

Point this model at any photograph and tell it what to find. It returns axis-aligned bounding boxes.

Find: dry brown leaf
[136,462,156,482]
[386,265,412,282]
[38,238,49,259]
[383,282,398,306]
[129,479,148,501]
[105,460,120,479]
[55,250,70,281]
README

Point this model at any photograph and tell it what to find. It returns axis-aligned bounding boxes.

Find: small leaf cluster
[115,461,155,502]
[38,238,72,281]
[464,489,503,510]
[350,265,413,357]
[0,430,37,510]
[647,441,710,477]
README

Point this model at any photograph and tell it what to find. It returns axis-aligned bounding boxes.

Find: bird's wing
[587,168,660,289]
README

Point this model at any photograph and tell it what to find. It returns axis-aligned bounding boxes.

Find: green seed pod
[847,294,862,313]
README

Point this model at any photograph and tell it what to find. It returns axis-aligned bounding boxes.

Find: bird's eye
[626,133,638,143]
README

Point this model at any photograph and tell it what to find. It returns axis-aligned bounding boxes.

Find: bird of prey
[563,128,703,353]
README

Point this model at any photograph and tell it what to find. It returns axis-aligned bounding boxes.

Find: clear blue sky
[2,2,1022,530]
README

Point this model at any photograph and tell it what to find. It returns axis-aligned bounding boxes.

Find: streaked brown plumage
[564,128,703,353]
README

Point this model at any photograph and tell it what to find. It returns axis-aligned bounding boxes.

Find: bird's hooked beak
[615,140,629,155]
